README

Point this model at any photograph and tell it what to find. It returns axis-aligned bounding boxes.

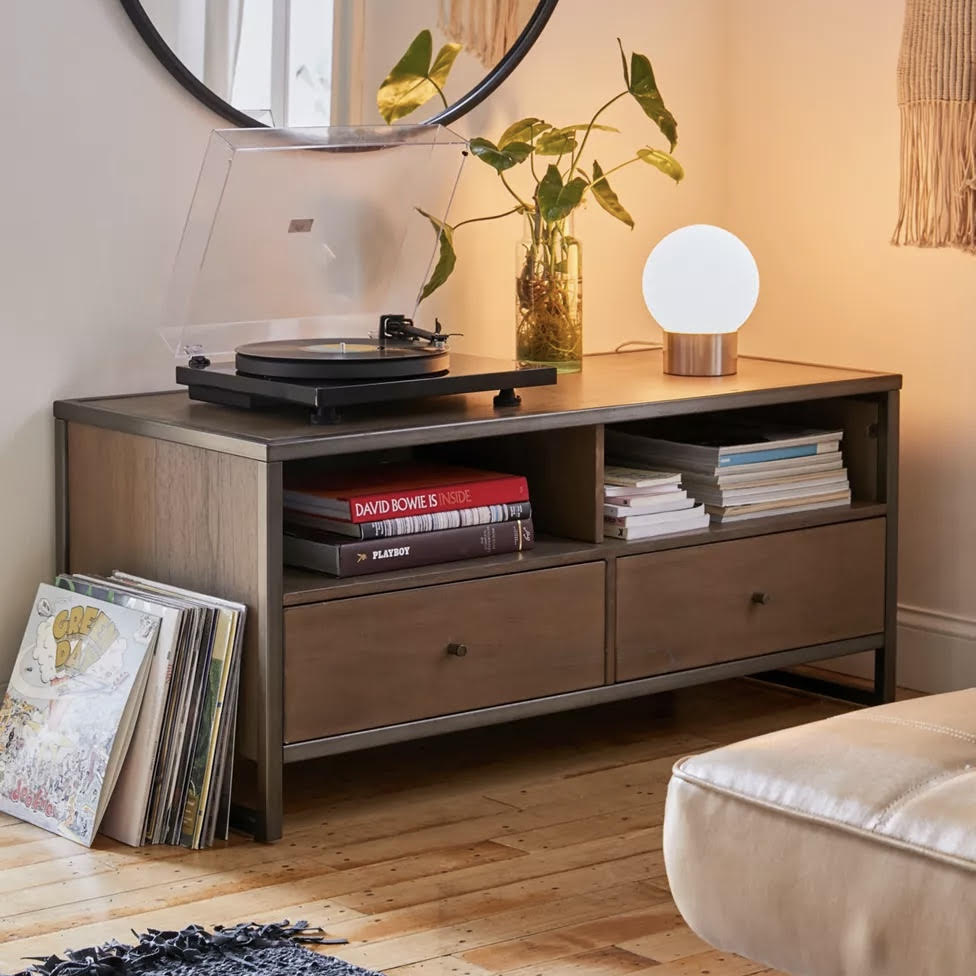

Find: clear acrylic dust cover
[161,124,468,361]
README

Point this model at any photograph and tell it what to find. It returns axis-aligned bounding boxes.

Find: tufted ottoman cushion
[663,689,976,976]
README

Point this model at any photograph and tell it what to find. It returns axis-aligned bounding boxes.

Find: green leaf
[376,31,461,123]
[536,165,588,223]
[557,123,620,135]
[535,128,578,156]
[590,160,634,229]
[469,136,533,172]
[430,41,461,88]
[617,38,630,88]
[417,208,456,301]
[626,49,678,151]
[637,147,684,182]
[498,117,551,148]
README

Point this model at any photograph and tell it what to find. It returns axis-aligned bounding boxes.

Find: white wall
[0,1,216,681]
[725,0,976,692]
[432,0,729,360]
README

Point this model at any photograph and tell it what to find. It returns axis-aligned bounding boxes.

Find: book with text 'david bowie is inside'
[0,584,158,846]
[284,463,529,524]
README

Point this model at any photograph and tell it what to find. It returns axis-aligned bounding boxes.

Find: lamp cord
[614,340,663,353]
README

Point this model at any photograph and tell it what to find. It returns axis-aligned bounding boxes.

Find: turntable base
[176,353,557,424]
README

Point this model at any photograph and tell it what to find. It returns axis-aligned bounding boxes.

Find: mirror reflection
[139,0,539,126]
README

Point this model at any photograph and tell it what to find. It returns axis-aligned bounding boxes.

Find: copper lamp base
[663,332,737,376]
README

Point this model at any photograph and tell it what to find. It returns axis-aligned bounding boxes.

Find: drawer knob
[751,591,771,605]
[447,642,469,657]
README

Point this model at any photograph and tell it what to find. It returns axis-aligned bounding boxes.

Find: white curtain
[203,0,245,102]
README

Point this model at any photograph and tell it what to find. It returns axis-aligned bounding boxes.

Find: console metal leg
[55,419,69,575]
[878,389,899,704]
[252,461,285,842]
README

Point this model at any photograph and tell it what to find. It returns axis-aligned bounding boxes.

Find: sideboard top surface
[54,350,902,461]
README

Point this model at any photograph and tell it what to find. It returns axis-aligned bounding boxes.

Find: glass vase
[515,213,583,373]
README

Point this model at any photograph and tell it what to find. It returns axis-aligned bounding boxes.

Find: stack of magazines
[607,421,850,523]
[0,575,245,849]
[603,466,708,540]
[283,462,535,577]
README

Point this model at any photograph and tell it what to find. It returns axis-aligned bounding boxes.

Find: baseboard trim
[898,604,976,643]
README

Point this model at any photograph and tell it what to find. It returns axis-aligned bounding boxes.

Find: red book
[284,463,529,524]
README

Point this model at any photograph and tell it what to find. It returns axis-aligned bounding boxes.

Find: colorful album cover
[0,583,158,845]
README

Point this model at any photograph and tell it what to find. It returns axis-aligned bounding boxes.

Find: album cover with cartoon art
[0,583,159,845]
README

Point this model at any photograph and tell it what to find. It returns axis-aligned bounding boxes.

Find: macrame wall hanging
[438,0,526,68]
[892,0,976,252]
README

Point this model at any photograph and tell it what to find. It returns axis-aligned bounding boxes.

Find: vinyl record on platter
[235,337,450,380]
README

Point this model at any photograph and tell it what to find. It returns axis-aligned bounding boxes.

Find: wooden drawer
[615,519,886,681]
[284,562,606,742]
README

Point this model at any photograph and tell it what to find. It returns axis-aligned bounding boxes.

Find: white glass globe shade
[642,225,759,335]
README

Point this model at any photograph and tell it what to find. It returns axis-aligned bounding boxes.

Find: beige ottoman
[664,689,976,976]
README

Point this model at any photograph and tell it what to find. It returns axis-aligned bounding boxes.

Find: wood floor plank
[495,802,665,853]
[460,903,682,972]
[481,751,702,814]
[0,680,851,976]
[330,857,670,946]
[337,880,665,972]
[636,949,771,975]
[619,924,713,963]
[388,957,496,976]
[502,945,658,976]
[332,828,664,915]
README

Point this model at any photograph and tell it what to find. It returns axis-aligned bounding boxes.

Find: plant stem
[570,90,628,177]
[500,172,533,210]
[454,206,522,230]
[587,154,643,188]
[430,79,449,109]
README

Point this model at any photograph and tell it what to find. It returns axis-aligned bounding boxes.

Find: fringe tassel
[438,0,525,68]
[892,100,976,252]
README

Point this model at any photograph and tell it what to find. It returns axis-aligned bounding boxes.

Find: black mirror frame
[119,0,560,129]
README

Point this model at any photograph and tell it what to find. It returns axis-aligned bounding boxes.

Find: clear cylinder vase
[515,213,583,373]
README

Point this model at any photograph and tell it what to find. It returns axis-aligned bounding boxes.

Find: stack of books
[283,462,535,576]
[0,575,244,849]
[603,465,709,540]
[606,421,851,523]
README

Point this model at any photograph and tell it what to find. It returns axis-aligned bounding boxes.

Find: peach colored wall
[725,0,976,690]
[427,0,729,360]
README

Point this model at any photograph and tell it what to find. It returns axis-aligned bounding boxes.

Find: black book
[284,518,535,577]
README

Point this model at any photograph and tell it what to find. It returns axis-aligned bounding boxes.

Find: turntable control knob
[446,642,468,657]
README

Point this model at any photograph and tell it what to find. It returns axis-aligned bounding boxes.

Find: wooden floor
[0,678,854,975]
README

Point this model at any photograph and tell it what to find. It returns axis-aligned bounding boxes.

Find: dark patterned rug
[5,921,382,976]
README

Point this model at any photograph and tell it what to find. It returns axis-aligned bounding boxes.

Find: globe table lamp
[642,224,760,376]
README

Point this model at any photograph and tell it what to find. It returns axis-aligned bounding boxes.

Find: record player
[164,125,557,424]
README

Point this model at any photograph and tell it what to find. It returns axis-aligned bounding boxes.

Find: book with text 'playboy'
[284,519,535,577]
[284,463,529,524]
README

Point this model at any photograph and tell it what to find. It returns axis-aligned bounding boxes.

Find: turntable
[164,125,557,423]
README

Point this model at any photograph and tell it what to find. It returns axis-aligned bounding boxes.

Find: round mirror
[120,0,559,128]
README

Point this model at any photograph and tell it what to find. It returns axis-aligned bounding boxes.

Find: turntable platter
[235,337,450,380]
